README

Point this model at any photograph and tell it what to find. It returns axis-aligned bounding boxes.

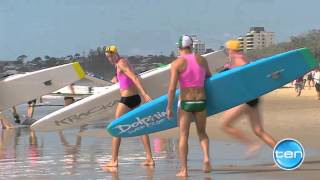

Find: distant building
[237,27,274,52]
[190,35,206,55]
[176,35,206,55]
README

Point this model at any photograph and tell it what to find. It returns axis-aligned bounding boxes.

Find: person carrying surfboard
[221,39,277,158]
[102,45,154,170]
[166,35,212,177]
[313,67,320,100]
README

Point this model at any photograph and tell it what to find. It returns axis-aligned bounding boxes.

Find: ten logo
[273,138,305,170]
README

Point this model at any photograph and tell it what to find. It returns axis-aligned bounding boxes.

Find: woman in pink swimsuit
[102,45,154,170]
[167,35,212,177]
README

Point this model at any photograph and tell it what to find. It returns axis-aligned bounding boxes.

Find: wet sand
[1,87,320,179]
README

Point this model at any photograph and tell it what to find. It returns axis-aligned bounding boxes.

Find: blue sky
[1,0,320,60]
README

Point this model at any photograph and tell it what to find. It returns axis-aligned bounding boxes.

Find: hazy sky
[1,0,320,60]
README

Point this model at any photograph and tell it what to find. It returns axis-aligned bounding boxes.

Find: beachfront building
[237,27,274,52]
[190,35,206,55]
[176,35,206,55]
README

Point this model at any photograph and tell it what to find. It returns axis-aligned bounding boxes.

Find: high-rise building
[190,35,206,55]
[176,35,206,55]
[237,27,274,52]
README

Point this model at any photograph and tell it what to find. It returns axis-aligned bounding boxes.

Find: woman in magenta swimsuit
[167,35,212,177]
[102,45,154,170]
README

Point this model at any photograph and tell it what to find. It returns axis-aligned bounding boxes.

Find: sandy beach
[77,86,320,179]
[1,86,320,179]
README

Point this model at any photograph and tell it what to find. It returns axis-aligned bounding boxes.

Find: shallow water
[1,98,319,179]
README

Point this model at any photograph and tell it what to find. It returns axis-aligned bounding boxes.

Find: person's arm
[166,59,180,119]
[69,84,75,94]
[111,76,118,83]
[199,55,211,78]
[117,60,151,102]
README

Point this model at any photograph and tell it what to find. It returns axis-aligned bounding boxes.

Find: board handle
[43,80,52,86]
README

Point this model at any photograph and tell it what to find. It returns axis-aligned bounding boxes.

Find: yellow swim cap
[225,40,240,51]
[105,45,118,54]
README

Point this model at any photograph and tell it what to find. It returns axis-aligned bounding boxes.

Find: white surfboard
[0,62,85,111]
[52,85,93,96]
[31,51,229,132]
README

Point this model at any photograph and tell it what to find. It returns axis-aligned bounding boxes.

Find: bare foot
[102,160,118,167]
[101,165,118,173]
[140,159,155,166]
[245,143,261,159]
[203,161,212,173]
[176,168,188,177]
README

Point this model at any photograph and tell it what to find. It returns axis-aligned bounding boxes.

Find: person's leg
[176,110,192,177]
[12,107,20,124]
[221,105,253,145]
[247,106,277,148]
[103,103,131,168]
[316,83,320,100]
[64,97,75,106]
[294,84,299,95]
[222,104,261,157]
[0,113,14,129]
[140,135,155,166]
[311,79,315,87]
[194,110,212,173]
[297,84,302,96]
[0,119,4,129]
[27,100,36,118]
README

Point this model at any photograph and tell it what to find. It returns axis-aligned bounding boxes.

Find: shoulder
[194,53,207,66]
[195,53,206,62]
[172,57,185,67]
[117,58,129,68]
[194,53,203,59]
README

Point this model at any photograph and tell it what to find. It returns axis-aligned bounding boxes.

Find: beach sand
[154,86,320,179]
[79,86,320,179]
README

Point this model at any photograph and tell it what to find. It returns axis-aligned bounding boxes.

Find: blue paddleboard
[107,48,318,137]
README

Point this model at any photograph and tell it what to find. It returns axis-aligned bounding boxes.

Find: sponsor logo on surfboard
[113,111,168,135]
[266,69,285,79]
[54,99,119,126]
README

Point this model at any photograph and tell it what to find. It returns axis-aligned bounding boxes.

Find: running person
[306,70,315,89]
[313,68,320,100]
[221,39,277,157]
[102,45,154,169]
[294,76,304,97]
[167,35,212,177]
